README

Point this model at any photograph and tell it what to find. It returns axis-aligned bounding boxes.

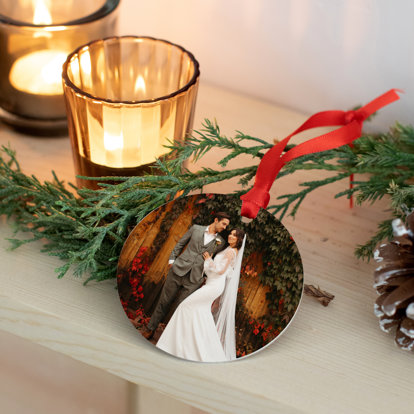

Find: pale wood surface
[0,83,413,414]
[0,330,130,414]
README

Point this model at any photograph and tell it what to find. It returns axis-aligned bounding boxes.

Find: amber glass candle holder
[62,36,200,190]
[0,0,120,135]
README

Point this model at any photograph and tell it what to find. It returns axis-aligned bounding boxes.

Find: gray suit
[147,225,225,331]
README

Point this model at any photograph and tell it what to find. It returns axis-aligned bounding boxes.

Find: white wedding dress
[156,247,237,362]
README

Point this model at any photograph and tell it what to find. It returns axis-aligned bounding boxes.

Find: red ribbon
[240,89,402,219]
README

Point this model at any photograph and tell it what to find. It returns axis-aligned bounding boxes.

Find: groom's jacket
[169,225,225,283]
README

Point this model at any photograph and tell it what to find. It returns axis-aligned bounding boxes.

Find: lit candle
[9,50,68,95]
[86,75,162,168]
[9,1,66,95]
[0,0,120,134]
[62,36,200,189]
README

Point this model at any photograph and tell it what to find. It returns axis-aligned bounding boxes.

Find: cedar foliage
[0,120,412,283]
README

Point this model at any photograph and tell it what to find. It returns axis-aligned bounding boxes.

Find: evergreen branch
[354,218,396,260]
[387,181,414,213]
[165,119,270,171]
[0,132,259,283]
[268,172,351,220]
[1,121,414,282]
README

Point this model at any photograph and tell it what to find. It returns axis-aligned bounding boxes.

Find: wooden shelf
[0,83,412,414]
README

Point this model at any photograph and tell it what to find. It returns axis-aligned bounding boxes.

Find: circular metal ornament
[117,194,304,362]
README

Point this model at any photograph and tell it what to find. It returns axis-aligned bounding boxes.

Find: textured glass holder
[62,36,200,190]
[0,0,120,135]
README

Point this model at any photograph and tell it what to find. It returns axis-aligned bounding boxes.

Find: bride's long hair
[231,228,245,250]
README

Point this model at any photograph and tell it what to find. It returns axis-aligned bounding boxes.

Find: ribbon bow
[240,89,402,219]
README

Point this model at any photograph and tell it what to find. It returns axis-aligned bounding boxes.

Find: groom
[142,212,230,339]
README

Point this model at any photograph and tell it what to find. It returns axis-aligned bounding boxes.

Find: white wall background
[119,0,413,132]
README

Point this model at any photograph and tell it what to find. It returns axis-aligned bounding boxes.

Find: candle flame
[104,131,124,151]
[33,0,52,25]
[135,75,146,94]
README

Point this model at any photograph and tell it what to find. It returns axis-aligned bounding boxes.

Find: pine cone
[373,213,414,351]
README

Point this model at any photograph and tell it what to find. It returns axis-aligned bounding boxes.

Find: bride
[156,229,246,362]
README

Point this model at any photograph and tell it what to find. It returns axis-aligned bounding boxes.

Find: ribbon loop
[344,109,366,124]
[240,89,402,219]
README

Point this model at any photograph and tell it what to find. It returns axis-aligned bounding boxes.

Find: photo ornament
[117,194,303,362]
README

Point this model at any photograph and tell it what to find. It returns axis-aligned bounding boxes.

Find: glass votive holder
[0,0,120,135]
[62,36,200,190]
